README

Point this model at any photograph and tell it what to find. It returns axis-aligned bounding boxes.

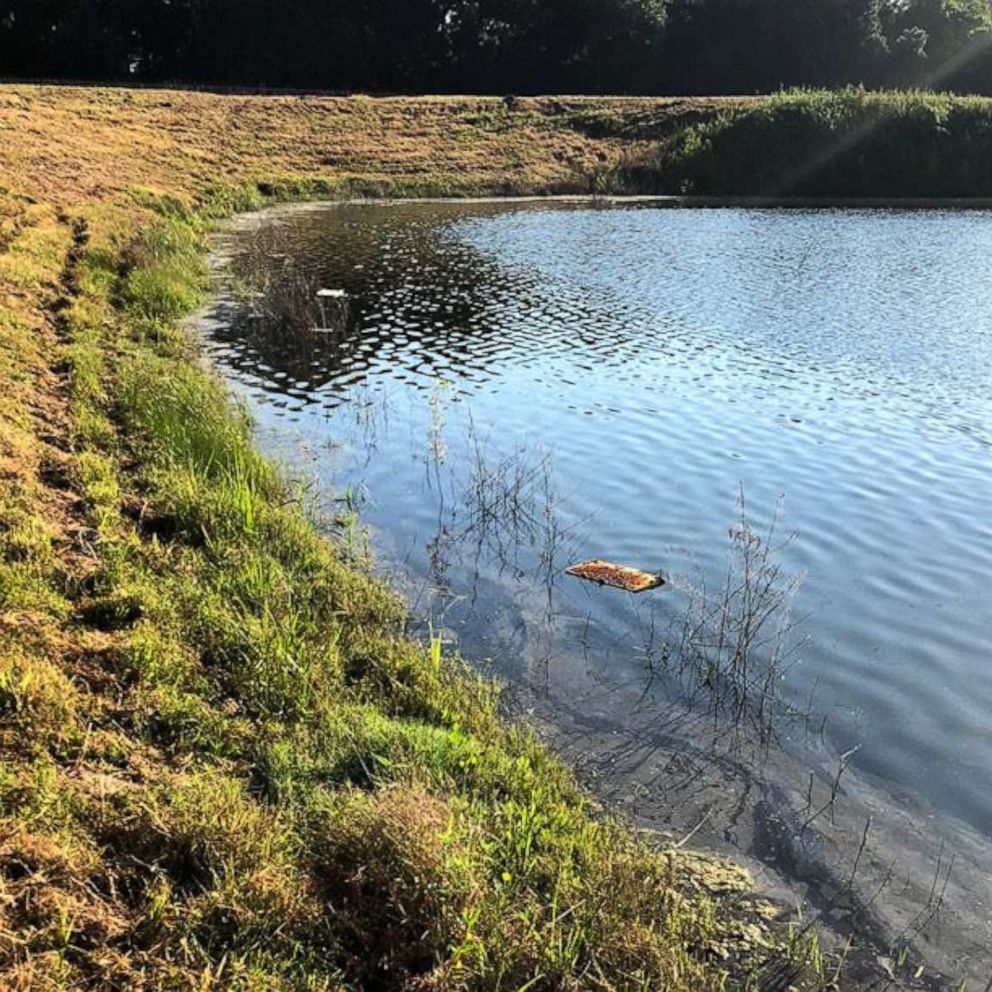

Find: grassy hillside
[619,87,992,197]
[2,83,990,990]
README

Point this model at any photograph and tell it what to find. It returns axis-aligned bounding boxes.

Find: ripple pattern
[204,201,992,837]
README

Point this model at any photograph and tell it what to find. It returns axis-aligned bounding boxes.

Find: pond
[196,201,992,983]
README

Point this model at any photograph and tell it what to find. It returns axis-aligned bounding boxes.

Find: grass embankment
[2,83,992,990]
[613,87,992,197]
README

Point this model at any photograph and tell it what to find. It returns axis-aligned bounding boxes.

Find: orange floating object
[565,559,665,593]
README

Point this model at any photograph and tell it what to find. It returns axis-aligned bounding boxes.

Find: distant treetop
[2,0,991,94]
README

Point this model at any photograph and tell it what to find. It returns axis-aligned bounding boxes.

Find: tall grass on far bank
[0,191,789,989]
[617,88,992,198]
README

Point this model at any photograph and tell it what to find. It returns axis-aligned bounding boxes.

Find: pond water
[198,201,992,983]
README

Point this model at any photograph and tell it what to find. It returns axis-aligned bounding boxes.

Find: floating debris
[565,559,665,593]
[316,288,347,299]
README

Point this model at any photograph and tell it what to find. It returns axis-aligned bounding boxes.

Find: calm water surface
[200,202,992,976]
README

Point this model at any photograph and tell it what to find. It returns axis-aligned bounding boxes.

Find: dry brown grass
[0,87,735,206]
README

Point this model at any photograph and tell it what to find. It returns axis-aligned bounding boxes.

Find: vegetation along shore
[2,84,992,989]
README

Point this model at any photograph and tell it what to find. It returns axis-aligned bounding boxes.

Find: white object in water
[316,288,347,299]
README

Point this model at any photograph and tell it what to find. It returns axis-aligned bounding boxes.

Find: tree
[1,0,991,94]
[877,0,992,90]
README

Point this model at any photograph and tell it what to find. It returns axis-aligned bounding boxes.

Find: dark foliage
[1,0,991,94]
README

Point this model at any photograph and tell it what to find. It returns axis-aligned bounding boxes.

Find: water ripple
[205,201,992,840]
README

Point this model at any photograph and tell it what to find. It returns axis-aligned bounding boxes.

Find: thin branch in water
[848,815,872,890]
[801,744,860,831]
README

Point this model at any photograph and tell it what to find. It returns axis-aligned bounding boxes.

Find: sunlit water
[197,202,992,981]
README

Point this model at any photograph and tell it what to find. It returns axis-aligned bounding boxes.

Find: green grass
[618,87,992,197]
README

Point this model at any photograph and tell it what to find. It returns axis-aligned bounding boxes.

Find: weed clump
[0,652,78,750]
[310,785,480,987]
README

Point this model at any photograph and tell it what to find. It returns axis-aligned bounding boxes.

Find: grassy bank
[614,87,992,197]
[2,83,990,989]
[5,203,790,990]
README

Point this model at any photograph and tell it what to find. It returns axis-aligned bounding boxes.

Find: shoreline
[254,193,992,209]
[0,87,801,990]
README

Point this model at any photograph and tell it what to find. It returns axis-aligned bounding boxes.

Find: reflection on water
[198,201,992,984]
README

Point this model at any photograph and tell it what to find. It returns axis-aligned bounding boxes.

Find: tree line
[2,0,991,95]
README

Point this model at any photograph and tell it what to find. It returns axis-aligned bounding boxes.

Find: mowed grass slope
[3,83,992,990]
